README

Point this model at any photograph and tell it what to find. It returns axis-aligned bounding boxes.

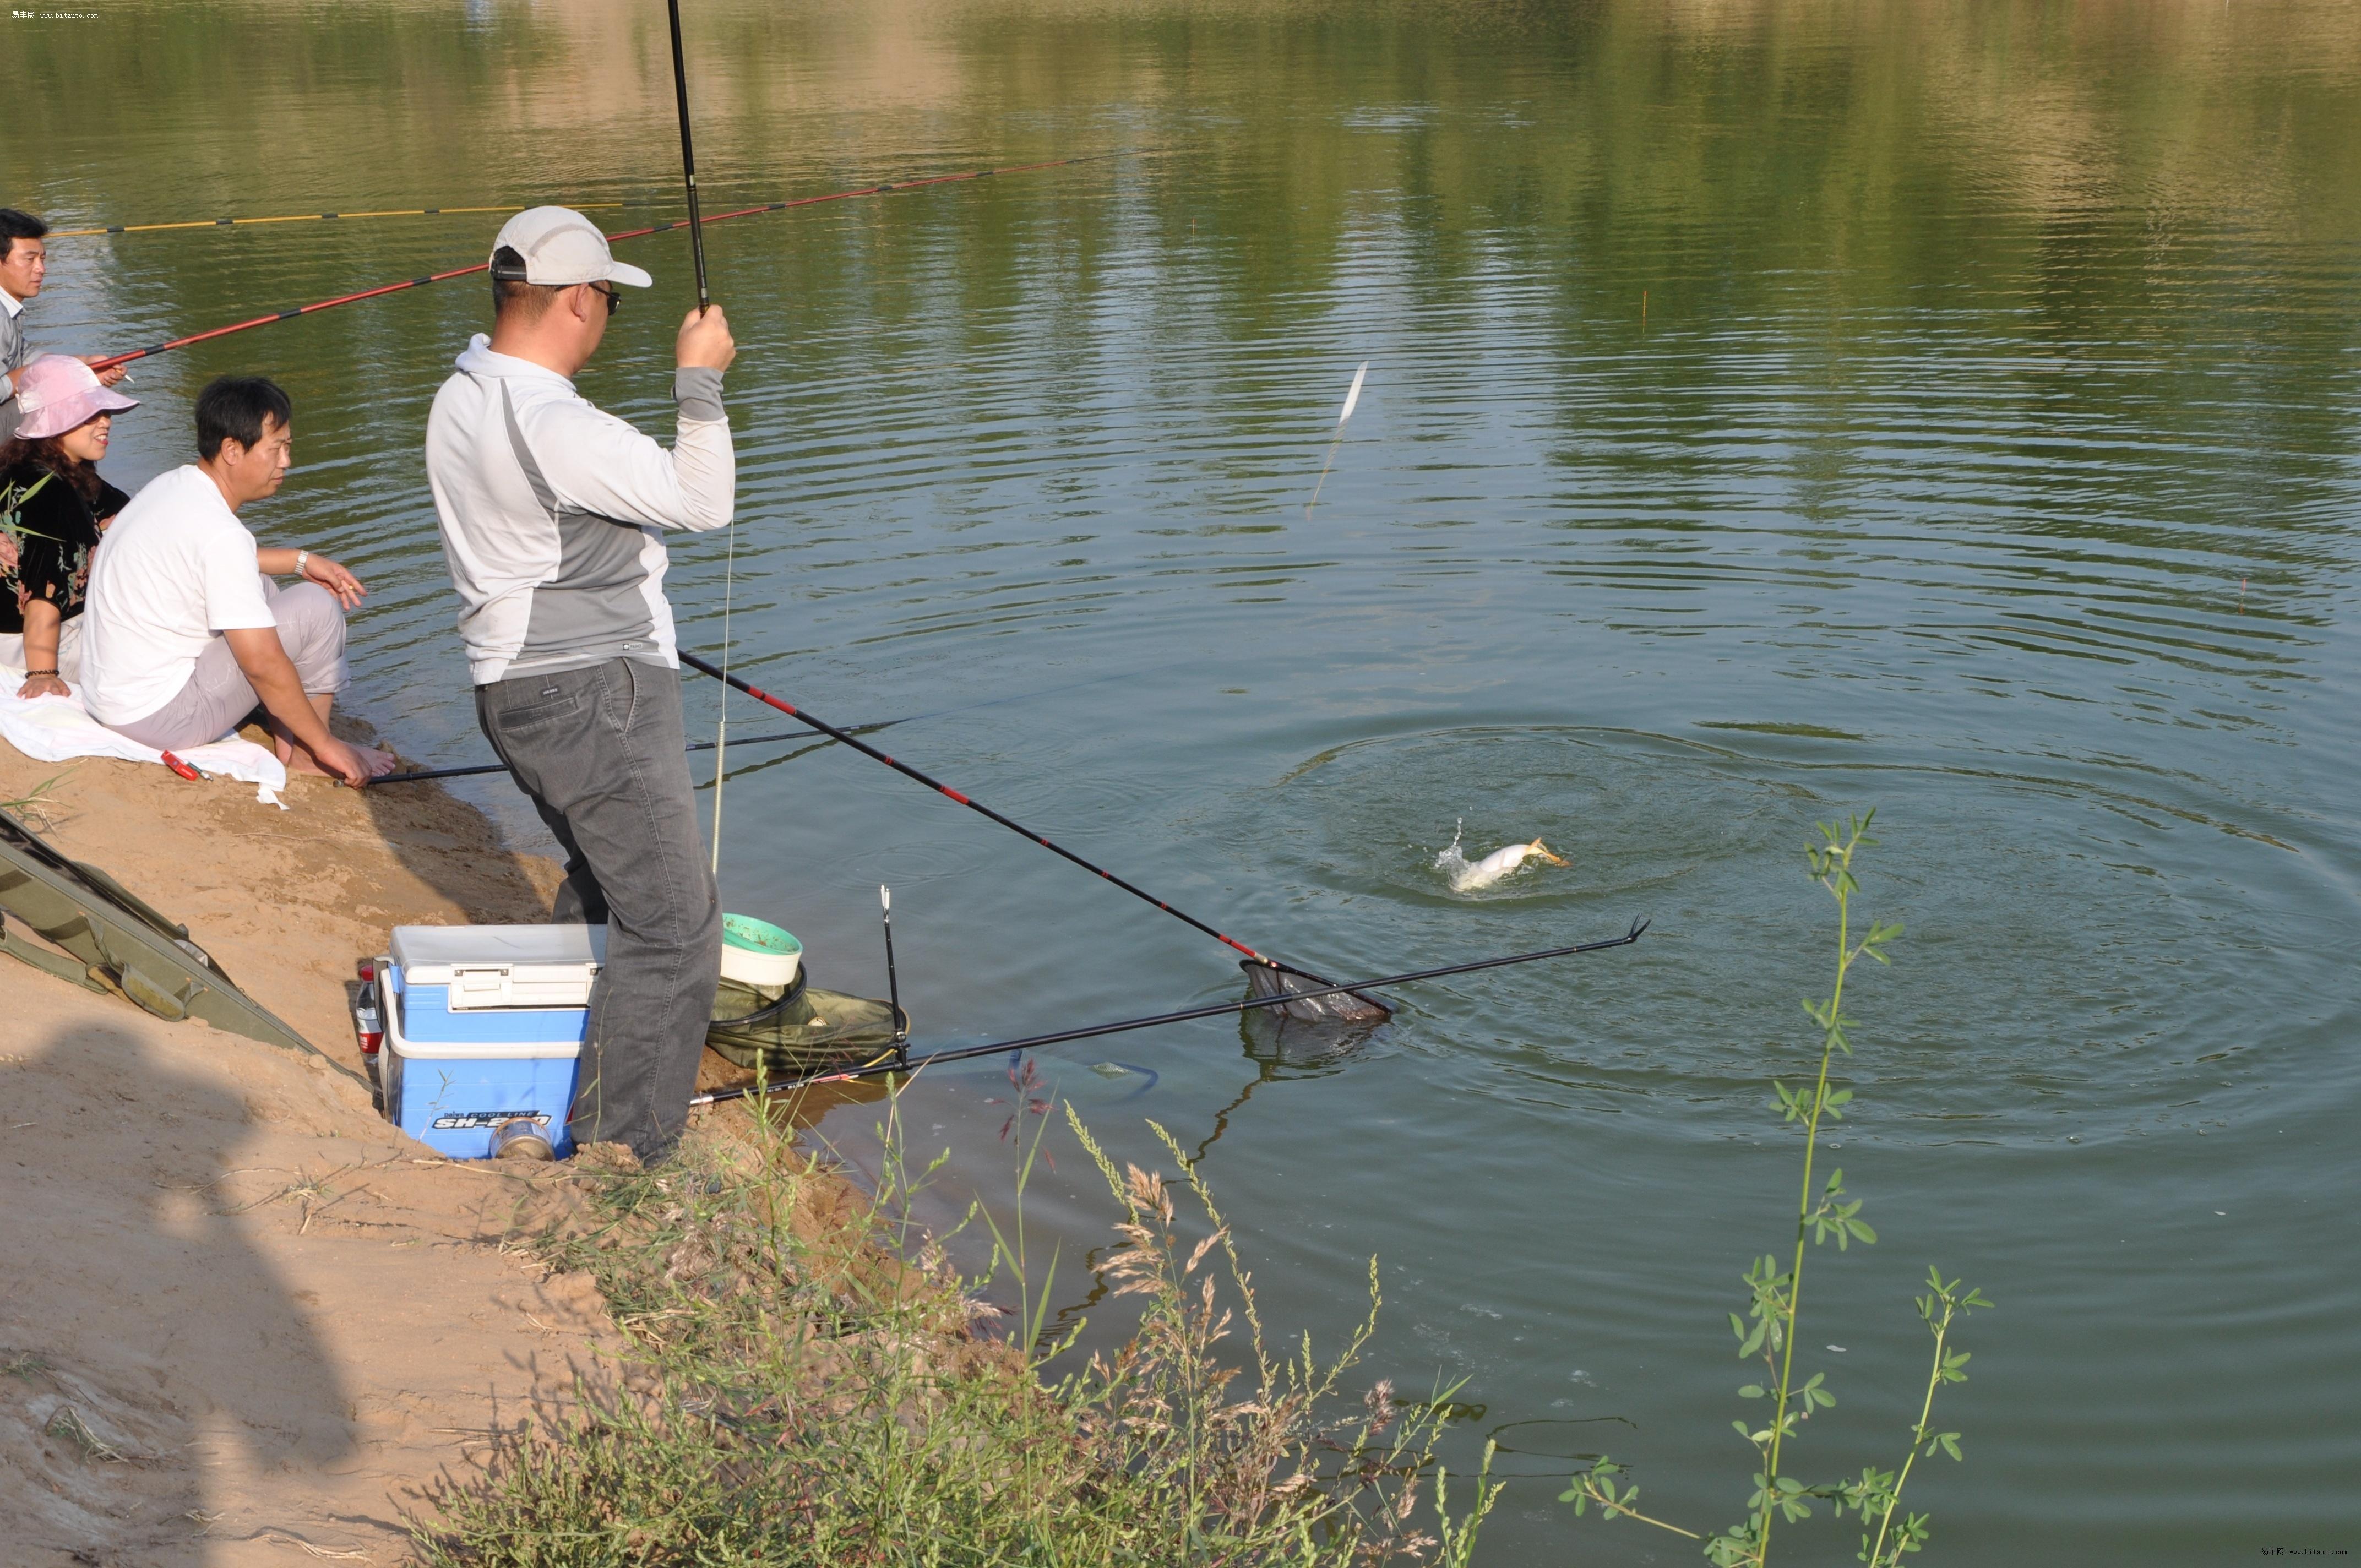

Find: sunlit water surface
[8,1,2358,1559]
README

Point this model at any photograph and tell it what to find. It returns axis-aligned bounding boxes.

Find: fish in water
[1434,824,1570,892]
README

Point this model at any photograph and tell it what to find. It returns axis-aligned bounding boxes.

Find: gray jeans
[477,657,721,1163]
[107,580,350,752]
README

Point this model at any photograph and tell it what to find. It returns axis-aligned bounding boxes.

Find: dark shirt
[1,459,128,635]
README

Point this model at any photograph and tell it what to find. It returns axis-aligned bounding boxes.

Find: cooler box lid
[389,924,606,1011]
[380,967,583,1069]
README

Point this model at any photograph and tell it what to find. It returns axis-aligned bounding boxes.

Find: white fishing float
[1305,359,1369,516]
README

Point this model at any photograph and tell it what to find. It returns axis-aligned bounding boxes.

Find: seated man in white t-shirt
[81,375,395,786]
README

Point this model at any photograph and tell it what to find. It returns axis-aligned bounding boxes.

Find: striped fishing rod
[674,650,1391,1017]
[48,202,639,238]
[83,150,1139,374]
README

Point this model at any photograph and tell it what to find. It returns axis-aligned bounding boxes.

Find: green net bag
[706,968,906,1079]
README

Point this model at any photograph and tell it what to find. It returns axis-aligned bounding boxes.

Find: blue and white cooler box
[379,924,603,1159]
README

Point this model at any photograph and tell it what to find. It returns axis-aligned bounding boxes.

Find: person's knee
[275,581,347,644]
[273,581,350,690]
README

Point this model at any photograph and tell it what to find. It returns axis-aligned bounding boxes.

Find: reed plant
[1562,811,1990,1566]
[412,1074,1492,1566]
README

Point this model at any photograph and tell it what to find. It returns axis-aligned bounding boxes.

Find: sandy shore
[1,724,619,1566]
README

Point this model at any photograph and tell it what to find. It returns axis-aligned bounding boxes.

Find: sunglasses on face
[586,282,620,316]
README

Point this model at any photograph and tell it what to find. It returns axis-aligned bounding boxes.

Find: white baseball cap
[488,206,652,289]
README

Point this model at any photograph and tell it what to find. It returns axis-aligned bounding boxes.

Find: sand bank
[0,731,622,1565]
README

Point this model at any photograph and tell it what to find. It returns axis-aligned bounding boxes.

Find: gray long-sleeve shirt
[422,335,735,686]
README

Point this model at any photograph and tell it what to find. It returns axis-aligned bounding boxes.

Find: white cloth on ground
[80,464,279,727]
[0,663,286,807]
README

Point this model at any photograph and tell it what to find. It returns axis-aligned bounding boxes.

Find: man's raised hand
[677,303,736,373]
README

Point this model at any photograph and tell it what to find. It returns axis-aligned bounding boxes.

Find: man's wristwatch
[295,549,311,575]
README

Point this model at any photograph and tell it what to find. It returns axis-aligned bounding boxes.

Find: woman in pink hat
[0,353,136,699]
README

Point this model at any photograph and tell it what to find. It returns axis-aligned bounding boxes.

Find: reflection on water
[6,0,2359,1561]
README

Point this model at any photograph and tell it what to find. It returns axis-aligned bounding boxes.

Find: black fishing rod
[372,726,826,786]
[674,650,1380,1009]
[370,668,1141,787]
[688,918,1651,1108]
[664,0,711,313]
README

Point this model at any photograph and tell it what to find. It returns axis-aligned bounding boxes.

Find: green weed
[1563,811,1991,1566]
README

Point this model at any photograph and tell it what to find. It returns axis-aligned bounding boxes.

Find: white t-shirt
[81,465,277,726]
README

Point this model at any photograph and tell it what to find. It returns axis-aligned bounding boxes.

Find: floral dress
[0,460,127,637]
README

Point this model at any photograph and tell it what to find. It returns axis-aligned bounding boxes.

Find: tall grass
[1564,813,1990,1566]
[411,1083,1494,1567]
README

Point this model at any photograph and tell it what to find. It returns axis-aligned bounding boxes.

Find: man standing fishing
[424,207,736,1166]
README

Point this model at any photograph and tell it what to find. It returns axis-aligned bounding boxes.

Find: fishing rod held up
[674,649,1391,1020]
[688,917,1651,1108]
[663,0,711,313]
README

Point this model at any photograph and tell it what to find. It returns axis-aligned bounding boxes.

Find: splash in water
[1433,820,1570,893]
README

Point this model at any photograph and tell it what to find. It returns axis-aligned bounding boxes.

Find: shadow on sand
[1,1025,353,1565]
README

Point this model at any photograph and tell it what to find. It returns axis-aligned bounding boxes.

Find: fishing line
[675,649,1386,1014]
[84,151,1143,374]
[660,0,735,875]
[687,919,1651,1108]
[47,202,638,238]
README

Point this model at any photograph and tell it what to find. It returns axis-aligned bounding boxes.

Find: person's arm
[13,485,77,698]
[14,600,67,699]
[75,357,128,388]
[531,305,737,533]
[221,627,368,787]
[255,547,366,609]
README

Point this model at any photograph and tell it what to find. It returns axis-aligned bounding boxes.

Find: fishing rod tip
[880,884,891,911]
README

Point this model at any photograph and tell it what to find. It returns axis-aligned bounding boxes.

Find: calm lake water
[9,1,2358,1560]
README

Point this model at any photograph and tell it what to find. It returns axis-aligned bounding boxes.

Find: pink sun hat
[11,353,139,440]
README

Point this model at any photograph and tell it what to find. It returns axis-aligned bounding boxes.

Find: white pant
[0,613,87,684]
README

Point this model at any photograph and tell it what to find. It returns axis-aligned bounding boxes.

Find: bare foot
[274,734,334,777]
[349,743,399,778]
[275,737,398,780]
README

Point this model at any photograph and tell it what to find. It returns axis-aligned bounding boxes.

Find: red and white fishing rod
[673,650,1372,1004]
[83,153,1136,374]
